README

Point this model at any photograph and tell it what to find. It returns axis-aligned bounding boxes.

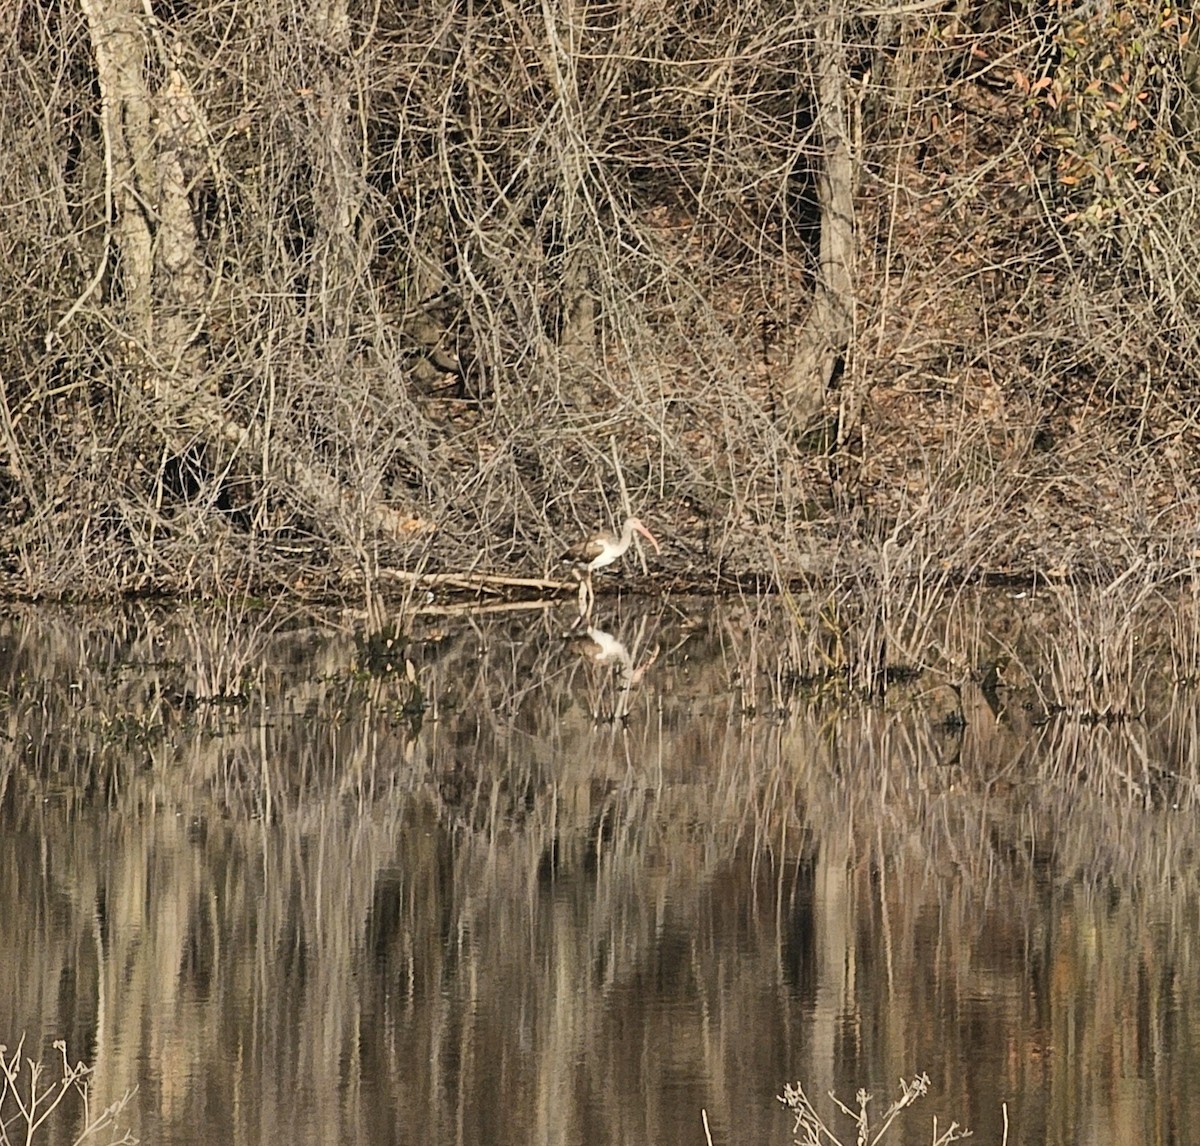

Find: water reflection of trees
[0,601,1198,1145]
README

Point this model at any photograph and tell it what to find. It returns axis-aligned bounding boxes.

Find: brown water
[1,597,1199,1145]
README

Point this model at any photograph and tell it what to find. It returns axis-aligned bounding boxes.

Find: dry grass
[777,1073,976,1146]
[0,1039,135,1146]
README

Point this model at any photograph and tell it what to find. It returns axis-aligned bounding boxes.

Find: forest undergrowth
[2,0,1199,606]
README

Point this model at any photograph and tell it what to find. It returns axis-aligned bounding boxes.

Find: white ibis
[562,516,661,613]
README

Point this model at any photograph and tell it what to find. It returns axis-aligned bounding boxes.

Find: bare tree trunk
[543,0,596,371]
[78,0,155,347]
[308,0,365,346]
[154,66,210,383]
[559,248,596,366]
[781,7,857,436]
[73,0,419,544]
[78,0,218,431]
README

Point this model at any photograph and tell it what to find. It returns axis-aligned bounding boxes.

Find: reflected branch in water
[2,600,1200,1145]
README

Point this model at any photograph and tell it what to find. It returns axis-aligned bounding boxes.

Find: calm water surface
[0,597,1198,1145]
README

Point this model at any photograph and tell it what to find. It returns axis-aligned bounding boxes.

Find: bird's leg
[577,576,589,616]
[566,609,587,632]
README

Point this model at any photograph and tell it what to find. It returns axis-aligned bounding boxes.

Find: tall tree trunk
[781,7,857,437]
[74,0,417,547]
[78,0,155,347]
[78,0,218,432]
[308,0,365,346]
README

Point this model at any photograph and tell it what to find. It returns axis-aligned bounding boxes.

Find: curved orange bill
[633,521,661,553]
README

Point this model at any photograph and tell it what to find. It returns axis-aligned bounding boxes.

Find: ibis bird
[562,516,661,613]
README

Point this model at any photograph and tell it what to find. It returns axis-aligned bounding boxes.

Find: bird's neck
[613,520,635,555]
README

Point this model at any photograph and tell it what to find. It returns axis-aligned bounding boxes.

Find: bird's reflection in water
[566,617,660,720]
